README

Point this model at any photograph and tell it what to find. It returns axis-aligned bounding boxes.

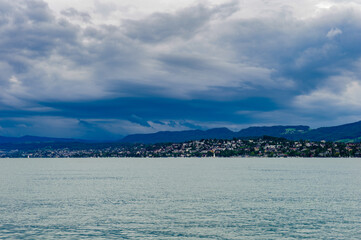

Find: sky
[1,0,361,140]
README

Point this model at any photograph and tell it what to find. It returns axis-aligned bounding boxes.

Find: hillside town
[1,136,361,158]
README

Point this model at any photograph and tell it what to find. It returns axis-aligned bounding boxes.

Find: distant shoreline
[1,136,361,158]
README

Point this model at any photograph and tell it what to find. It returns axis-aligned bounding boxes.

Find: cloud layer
[1,0,361,139]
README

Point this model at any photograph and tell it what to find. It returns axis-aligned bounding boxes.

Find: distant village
[2,136,361,158]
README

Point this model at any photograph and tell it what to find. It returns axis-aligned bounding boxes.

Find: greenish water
[0,158,361,239]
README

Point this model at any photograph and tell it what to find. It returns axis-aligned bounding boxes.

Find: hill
[120,121,361,143]
[302,120,361,142]
[120,125,309,143]
[2,120,361,144]
[121,128,235,143]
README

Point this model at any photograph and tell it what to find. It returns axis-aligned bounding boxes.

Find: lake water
[0,158,361,239]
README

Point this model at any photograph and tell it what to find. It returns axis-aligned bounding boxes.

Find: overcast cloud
[1,0,361,139]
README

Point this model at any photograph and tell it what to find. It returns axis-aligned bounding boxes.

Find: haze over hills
[1,120,361,144]
[0,135,87,144]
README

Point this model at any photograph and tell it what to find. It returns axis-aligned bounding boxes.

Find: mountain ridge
[2,120,361,144]
[120,121,361,143]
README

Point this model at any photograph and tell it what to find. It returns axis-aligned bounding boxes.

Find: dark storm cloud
[38,97,277,125]
[1,0,361,138]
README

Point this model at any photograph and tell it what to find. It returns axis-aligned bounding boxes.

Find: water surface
[1,158,361,239]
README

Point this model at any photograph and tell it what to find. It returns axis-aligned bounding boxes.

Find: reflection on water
[1,158,361,239]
